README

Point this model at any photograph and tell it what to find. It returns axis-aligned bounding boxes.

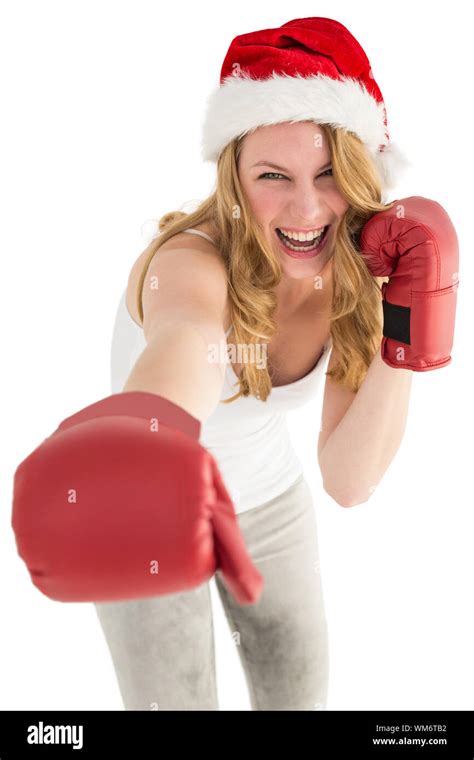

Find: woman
[92,16,429,711]
[96,119,356,711]
[13,16,458,711]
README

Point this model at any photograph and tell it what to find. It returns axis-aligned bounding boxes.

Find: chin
[280,255,330,278]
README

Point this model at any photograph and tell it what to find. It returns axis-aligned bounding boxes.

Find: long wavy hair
[137,122,395,401]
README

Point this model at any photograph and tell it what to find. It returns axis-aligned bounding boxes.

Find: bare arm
[318,345,413,507]
[122,243,230,424]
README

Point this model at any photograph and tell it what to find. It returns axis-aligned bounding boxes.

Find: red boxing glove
[359,196,459,370]
[12,392,264,605]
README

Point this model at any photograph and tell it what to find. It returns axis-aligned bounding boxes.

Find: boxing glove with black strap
[359,196,459,370]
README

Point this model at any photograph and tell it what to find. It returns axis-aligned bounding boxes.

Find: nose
[287,184,326,223]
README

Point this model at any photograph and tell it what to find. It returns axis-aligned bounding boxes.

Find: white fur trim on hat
[201,72,411,189]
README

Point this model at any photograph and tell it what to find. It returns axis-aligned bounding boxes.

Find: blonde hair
[136,123,395,401]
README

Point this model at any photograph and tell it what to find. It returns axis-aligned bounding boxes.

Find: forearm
[319,349,413,506]
[123,321,227,423]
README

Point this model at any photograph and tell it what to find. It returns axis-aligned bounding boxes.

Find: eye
[258,172,287,180]
[258,168,333,180]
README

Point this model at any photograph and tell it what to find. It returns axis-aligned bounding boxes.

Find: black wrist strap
[382,298,411,345]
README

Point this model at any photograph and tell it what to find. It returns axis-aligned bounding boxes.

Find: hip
[234,474,321,565]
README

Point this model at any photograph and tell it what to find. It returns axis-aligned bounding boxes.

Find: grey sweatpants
[94,473,329,710]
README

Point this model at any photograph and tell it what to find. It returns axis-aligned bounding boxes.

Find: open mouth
[275,225,330,256]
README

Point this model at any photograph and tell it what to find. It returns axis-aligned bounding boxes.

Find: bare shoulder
[125,222,229,335]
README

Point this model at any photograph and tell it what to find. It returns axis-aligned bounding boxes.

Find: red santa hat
[201,17,411,190]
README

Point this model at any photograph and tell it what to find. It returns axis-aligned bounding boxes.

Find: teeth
[279,227,325,241]
[278,229,326,251]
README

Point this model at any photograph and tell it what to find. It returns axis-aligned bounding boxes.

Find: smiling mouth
[275,225,330,253]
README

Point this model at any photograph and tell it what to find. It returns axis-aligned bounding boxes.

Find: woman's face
[238,121,349,281]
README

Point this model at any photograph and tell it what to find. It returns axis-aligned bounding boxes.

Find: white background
[1,0,472,710]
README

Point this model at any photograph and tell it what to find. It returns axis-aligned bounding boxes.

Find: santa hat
[201,17,411,190]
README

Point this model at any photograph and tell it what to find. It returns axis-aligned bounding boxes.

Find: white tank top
[111,228,333,514]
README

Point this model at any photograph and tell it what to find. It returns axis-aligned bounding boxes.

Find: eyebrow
[251,160,332,172]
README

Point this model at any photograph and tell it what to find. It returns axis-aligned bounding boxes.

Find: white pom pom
[374,142,414,191]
